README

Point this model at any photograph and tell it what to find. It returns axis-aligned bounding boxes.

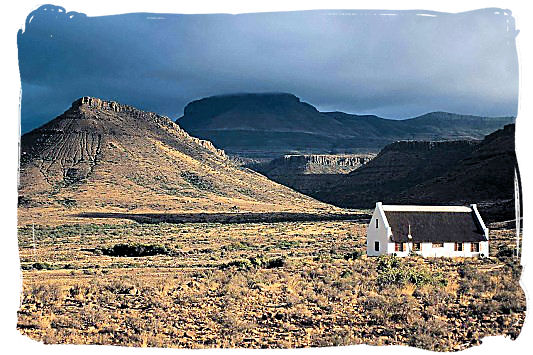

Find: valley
[16,97,523,350]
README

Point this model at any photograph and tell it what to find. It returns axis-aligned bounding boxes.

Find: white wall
[366,203,391,256]
[382,241,489,258]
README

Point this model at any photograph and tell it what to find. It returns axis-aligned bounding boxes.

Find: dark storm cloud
[18,5,519,133]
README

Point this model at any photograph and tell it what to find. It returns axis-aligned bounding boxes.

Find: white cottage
[367,202,489,258]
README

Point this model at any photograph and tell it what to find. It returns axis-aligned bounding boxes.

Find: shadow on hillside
[73,211,370,224]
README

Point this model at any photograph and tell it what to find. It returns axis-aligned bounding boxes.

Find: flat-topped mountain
[18,97,332,224]
[177,93,514,158]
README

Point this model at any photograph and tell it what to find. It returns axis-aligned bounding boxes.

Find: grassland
[17,220,524,350]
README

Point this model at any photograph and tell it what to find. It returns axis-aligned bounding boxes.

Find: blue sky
[18,5,519,133]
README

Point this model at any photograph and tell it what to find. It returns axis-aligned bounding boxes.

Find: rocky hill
[311,140,480,207]
[397,124,519,221]
[18,97,333,225]
[177,93,514,159]
[310,125,518,222]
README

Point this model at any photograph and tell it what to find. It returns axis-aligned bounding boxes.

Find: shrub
[22,262,57,271]
[275,240,300,250]
[493,289,526,314]
[376,255,447,288]
[105,279,137,295]
[219,259,253,270]
[497,245,517,260]
[28,284,63,306]
[458,265,492,296]
[99,243,170,257]
[264,256,285,268]
[219,256,285,270]
[344,250,363,260]
[377,254,401,272]
[222,241,254,251]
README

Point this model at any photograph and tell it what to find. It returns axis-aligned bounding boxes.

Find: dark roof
[384,211,487,243]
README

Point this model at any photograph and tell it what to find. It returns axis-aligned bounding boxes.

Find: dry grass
[17,220,525,350]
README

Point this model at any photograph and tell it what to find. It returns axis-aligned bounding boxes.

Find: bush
[219,256,286,270]
[219,259,253,270]
[493,289,526,314]
[497,245,517,260]
[377,254,401,271]
[265,256,285,268]
[458,264,492,295]
[344,250,363,260]
[21,262,57,271]
[99,243,170,257]
[376,255,447,288]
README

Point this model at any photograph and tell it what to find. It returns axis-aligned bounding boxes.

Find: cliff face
[244,154,375,195]
[378,140,480,154]
[249,154,374,176]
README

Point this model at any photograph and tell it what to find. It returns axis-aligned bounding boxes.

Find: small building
[367,202,489,257]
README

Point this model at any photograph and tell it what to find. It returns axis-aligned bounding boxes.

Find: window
[376,218,379,228]
[432,242,444,248]
[413,242,421,251]
[374,241,380,252]
[471,242,480,252]
[454,242,463,251]
[395,242,404,252]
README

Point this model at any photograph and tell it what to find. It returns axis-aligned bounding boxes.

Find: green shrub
[219,259,253,270]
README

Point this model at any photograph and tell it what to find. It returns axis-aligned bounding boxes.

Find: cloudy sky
[18,5,518,133]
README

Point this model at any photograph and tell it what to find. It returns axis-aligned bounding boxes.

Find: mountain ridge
[177,93,514,158]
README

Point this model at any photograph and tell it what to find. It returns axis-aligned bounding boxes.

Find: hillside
[397,124,518,220]
[177,93,514,158]
[18,97,334,225]
[310,125,517,221]
[312,140,480,208]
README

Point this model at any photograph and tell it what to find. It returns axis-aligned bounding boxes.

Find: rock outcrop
[249,154,374,176]
[244,154,374,196]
